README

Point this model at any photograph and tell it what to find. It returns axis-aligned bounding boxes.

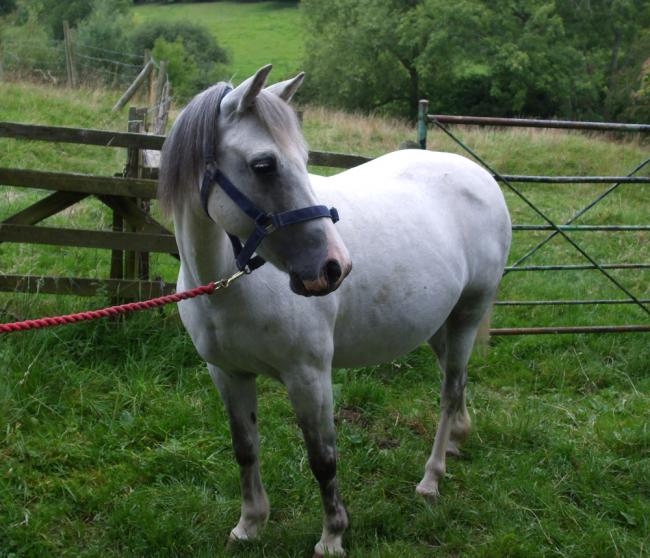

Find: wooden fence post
[109,210,124,305]
[144,49,155,106]
[109,106,152,303]
[123,107,150,285]
[154,79,171,135]
[154,60,167,110]
[63,21,78,88]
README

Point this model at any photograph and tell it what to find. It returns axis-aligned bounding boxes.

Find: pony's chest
[178,294,313,376]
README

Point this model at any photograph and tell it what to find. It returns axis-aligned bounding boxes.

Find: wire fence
[0,35,149,89]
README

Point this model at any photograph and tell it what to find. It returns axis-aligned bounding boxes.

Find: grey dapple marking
[159,65,511,556]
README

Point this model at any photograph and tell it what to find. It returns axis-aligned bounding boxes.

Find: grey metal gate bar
[513,225,650,231]
[504,263,650,272]
[496,299,650,306]
[496,175,650,183]
[491,325,650,335]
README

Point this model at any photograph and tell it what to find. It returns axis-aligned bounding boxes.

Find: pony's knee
[306,440,337,486]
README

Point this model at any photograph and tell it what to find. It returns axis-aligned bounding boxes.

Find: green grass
[131,1,304,82]
[1,81,649,557]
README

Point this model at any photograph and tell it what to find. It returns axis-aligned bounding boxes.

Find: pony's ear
[265,72,305,103]
[224,64,273,114]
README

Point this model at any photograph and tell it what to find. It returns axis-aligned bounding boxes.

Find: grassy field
[1,81,649,557]
[131,1,304,81]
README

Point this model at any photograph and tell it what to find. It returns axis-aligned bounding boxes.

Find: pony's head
[160,65,351,296]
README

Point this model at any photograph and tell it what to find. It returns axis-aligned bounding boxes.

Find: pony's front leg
[209,365,269,542]
[284,367,348,557]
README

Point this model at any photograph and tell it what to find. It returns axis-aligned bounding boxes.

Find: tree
[556,0,650,119]
[302,0,649,120]
[37,0,129,39]
[302,0,428,119]
[0,0,16,16]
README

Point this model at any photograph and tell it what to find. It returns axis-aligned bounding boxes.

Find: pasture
[1,81,649,557]
[131,1,304,81]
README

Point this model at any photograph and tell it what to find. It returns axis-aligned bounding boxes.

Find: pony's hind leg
[427,324,471,458]
[209,365,270,542]
[416,300,487,501]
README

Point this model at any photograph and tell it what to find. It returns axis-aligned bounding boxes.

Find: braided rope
[0,271,246,333]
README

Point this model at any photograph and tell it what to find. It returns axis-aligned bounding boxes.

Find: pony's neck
[173,201,236,287]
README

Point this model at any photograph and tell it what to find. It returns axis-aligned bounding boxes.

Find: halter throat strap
[199,86,340,272]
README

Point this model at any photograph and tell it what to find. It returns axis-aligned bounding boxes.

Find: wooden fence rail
[0,121,372,169]
[0,168,157,197]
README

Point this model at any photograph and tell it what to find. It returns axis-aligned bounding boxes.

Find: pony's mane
[158,82,307,214]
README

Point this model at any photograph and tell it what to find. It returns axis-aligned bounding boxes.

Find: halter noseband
[199,86,340,273]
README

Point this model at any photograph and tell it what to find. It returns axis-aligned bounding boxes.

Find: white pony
[159,65,511,557]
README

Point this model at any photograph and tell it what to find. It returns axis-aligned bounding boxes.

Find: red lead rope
[0,283,215,333]
[0,271,246,333]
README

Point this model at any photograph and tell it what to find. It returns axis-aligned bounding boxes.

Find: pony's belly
[332,329,434,368]
[331,299,449,368]
[330,258,461,368]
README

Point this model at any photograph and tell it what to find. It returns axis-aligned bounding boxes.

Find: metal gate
[417,103,649,335]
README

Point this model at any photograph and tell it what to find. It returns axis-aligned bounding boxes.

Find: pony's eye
[250,157,277,176]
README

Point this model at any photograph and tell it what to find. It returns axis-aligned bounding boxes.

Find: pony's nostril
[324,260,342,287]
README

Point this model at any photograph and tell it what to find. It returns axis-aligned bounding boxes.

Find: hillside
[131,1,304,80]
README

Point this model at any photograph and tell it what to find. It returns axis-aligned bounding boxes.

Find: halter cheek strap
[199,87,340,272]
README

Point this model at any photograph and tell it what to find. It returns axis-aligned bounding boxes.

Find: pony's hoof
[226,528,253,552]
[313,540,346,557]
[416,481,440,503]
[225,534,240,553]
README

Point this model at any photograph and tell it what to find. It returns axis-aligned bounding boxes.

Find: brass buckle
[214,270,246,291]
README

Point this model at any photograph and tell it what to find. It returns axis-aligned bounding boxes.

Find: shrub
[74,0,138,86]
[130,20,229,100]
[151,36,199,99]
[0,5,62,83]
[34,0,129,39]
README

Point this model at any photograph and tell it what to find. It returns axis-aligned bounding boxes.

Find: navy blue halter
[199,86,340,272]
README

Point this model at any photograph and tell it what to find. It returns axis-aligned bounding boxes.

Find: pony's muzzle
[286,218,351,296]
[290,258,351,296]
